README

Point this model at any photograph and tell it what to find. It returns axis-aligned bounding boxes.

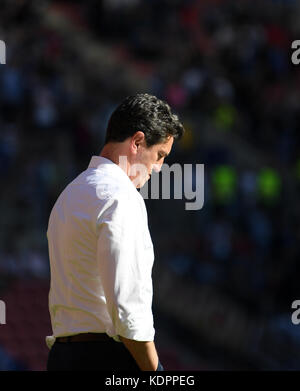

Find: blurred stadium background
[1,0,300,370]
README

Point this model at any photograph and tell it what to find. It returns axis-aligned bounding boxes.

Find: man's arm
[96,196,157,369]
[119,336,159,371]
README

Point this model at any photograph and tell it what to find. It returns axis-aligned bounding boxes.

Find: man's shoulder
[59,166,142,210]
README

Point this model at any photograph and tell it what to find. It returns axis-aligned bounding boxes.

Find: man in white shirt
[46,93,184,371]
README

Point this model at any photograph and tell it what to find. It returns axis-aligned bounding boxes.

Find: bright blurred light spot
[212,165,237,203]
[258,168,281,204]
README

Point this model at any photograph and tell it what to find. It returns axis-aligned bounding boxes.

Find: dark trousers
[47,339,141,371]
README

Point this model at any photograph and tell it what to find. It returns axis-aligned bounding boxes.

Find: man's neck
[100,144,131,177]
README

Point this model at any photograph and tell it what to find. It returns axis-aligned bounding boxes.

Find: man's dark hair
[104,93,184,146]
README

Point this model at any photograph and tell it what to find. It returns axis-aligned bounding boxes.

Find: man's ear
[131,131,145,153]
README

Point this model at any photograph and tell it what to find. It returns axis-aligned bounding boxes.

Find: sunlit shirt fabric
[47,156,155,344]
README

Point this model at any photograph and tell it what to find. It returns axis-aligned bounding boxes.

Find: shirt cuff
[116,318,155,341]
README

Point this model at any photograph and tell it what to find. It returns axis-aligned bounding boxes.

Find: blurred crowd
[0,0,300,369]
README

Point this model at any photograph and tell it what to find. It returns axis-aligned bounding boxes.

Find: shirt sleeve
[96,193,155,341]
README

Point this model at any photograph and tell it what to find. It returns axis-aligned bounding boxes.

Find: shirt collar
[88,155,116,169]
[87,155,136,189]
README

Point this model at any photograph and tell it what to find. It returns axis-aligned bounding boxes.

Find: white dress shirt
[46,156,155,345]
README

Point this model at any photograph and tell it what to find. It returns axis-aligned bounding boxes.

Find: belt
[56,333,111,343]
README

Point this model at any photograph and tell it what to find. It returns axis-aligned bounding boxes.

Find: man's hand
[119,336,159,371]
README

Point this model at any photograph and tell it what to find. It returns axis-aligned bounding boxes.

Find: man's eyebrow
[158,150,169,157]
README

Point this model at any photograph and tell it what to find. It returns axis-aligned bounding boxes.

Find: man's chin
[136,177,149,189]
[136,182,144,189]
